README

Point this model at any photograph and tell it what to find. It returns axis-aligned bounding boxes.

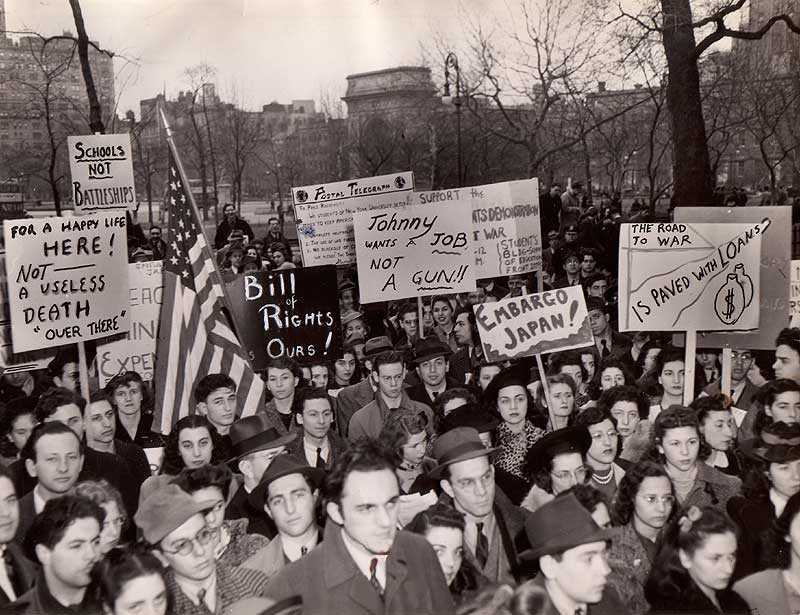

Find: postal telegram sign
[353,202,476,304]
[3,213,130,352]
[474,286,593,362]
[68,134,137,214]
[618,221,768,332]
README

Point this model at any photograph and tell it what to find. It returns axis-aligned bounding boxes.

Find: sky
[5,0,497,117]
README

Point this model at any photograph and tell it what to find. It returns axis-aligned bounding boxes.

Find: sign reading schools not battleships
[68,134,137,214]
[292,172,413,267]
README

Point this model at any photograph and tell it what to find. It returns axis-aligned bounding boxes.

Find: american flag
[152,148,266,433]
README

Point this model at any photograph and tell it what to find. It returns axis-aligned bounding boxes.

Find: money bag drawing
[714,263,754,326]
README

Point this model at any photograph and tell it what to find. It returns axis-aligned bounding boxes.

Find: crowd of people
[0,184,797,615]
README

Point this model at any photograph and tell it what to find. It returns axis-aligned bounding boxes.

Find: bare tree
[217,94,263,209]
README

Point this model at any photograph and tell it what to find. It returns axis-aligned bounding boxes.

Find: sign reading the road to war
[228,266,341,370]
[619,221,768,332]
[68,134,137,214]
[3,213,131,352]
[353,202,476,304]
[292,172,414,267]
[474,286,593,362]
[97,261,163,386]
[414,178,542,279]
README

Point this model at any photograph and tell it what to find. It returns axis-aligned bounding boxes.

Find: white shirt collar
[771,488,790,517]
[32,485,48,514]
[340,527,388,589]
[175,571,217,611]
[303,437,330,467]
[281,528,319,562]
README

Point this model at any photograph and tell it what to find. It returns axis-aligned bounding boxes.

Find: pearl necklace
[592,468,614,485]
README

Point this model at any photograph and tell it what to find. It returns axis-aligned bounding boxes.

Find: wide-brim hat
[412,336,453,364]
[441,403,500,434]
[519,493,613,561]
[226,414,297,464]
[341,310,365,326]
[134,484,217,545]
[739,421,800,464]
[363,335,394,357]
[248,454,325,509]
[428,427,498,480]
[483,362,531,407]
[525,425,591,475]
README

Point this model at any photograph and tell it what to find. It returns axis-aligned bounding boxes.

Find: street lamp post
[444,52,463,187]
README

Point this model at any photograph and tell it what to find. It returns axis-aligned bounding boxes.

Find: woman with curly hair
[690,395,743,479]
[378,409,436,495]
[646,405,741,511]
[158,415,226,477]
[484,364,546,504]
[586,357,635,401]
[172,463,269,567]
[92,547,172,615]
[733,491,800,615]
[648,346,686,422]
[727,420,800,579]
[607,461,677,615]
[540,372,579,431]
[601,385,651,464]
[406,502,487,606]
[645,506,748,613]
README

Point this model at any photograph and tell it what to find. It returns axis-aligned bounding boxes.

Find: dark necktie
[475,522,488,568]
[1,549,16,601]
[315,447,324,469]
[300,546,308,556]
[196,588,211,613]
[601,339,610,357]
[369,558,384,599]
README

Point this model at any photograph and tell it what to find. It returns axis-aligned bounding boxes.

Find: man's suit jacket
[733,568,789,615]
[14,492,35,545]
[284,430,348,472]
[225,483,276,539]
[265,522,454,615]
[334,379,375,438]
[0,543,37,606]
[241,530,321,581]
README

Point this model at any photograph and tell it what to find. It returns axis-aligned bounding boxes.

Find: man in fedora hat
[224,415,296,538]
[265,439,453,614]
[407,337,460,407]
[137,484,273,615]
[335,336,394,438]
[241,455,324,579]
[518,493,618,615]
[430,426,528,585]
[348,351,433,442]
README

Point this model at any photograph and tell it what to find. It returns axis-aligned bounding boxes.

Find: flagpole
[158,105,247,346]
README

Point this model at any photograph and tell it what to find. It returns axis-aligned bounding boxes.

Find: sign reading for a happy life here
[474,286,593,362]
[68,134,137,214]
[3,213,131,352]
[353,201,476,304]
[292,172,414,267]
[618,221,767,332]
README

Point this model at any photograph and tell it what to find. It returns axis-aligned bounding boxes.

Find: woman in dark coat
[645,506,749,614]
[727,420,800,579]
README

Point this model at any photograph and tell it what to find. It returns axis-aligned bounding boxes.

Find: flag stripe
[153,148,265,433]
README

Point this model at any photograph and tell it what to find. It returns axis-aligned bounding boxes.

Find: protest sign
[292,172,413,266]
[228,266,341,370]
[3,213,131,353]
[619,221,768,332]
[97,261,163,386]
[674,206,790,350]
[0,253,54,373]
[68,134,137,214]
[353,202,476,304]
[792,260,800,324]
[474,286,593,362]
[414,178,542,279]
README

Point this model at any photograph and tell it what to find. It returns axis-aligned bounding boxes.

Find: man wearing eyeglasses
[136,484,272,615]
[429,427,528,586]
[574,407,627,501]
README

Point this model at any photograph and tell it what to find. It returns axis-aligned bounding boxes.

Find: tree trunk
[661,0,715,207]
[68,0,104,134]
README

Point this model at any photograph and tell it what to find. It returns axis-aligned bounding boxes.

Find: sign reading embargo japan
[474,286,593,362]
[3,213,130,352]
[618,221,768,332]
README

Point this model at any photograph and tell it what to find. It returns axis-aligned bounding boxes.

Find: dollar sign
[722,288,736,319]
